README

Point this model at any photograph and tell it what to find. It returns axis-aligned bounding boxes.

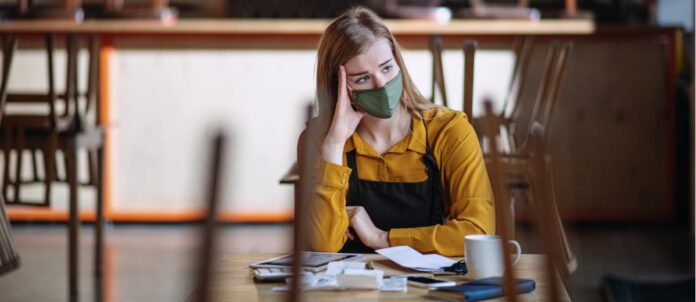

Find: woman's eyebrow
[347,59,394,76]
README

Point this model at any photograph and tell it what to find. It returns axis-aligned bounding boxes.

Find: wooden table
[202,253,570,301]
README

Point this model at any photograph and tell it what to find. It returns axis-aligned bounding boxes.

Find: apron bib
[340,121,445,253]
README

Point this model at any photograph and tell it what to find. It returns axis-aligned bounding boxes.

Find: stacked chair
[477,41,578,284]
[0,32,105,301]
[481,98,574,300]
[427,35,477,119]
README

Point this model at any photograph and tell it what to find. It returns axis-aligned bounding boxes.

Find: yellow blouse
[307,107,495,256]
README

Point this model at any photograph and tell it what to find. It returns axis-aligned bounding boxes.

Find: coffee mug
[464,234,522,279]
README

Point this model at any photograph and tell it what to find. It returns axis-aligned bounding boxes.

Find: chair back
[502,36,535,119]
[481,100,518,302]
[463,40,477,118]
[3,33,82,131]
[193,130,228,302]
[429,35,448,107]
[526,41,573,149]
[483,100,573,302]
[526,121,578,284]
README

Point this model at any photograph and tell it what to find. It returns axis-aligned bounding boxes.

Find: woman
[300,6,494,256]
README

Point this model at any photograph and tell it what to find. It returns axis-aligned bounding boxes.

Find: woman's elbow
[308,232,344,253]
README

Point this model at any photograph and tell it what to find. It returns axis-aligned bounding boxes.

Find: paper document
[271,261,407,292]
[376,246,456,272]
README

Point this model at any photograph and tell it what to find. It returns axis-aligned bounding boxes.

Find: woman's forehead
[345,38,394,73]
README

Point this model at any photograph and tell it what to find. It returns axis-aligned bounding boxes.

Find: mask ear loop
[408,113,428,150]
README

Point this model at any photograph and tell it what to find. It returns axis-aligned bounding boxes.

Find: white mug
[464,234,522,279]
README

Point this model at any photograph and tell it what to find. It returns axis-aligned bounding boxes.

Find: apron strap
[421,117,446,224]
[346,150,359,205]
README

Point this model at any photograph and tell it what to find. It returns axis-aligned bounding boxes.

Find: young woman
[300,6,494,256]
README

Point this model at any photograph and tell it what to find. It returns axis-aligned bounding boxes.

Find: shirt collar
[344,114,427,156]
[406,114,427,154]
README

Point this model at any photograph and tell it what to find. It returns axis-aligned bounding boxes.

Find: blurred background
[0,0,692,301]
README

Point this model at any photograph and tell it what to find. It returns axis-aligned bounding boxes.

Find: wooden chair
[289,104,318,302]
[0,195,19,276]
[463,40,476,118]
[2,33,101,208]
[480,100,519,302]
[479,42,578,283]
[191,130,227,302]
[526,122,577,285]
[480,41,573,239]
[0,35,20,278]
[482,100,574,300]
[1,33,105,302]
[428,36,476,117]
[429,35,448,107]
[498,36,535,153]
[471,36,534,153]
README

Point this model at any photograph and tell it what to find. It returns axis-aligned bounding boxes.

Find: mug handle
[508,240,522,265]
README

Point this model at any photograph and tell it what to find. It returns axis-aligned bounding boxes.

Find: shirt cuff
[388,228,411,247]
[317,159,352,189]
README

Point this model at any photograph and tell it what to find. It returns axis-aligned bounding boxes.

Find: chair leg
[65,143,80,302]
[94,146,105,302]
[43,134,57,207]
[13,127,24,203]
[55,151,63,182]
[87,150,97,186]
[31,150,40,182]
[2,128,12,203]
[64,151,70,183]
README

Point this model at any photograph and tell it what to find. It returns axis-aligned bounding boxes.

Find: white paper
[380,276,408,292]
[336,269,383,290]
[325,261,366,276]
[272,276,406,292]
[376,246,456,272]
[273,260,406,292]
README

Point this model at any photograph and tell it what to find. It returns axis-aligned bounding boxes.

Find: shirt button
[340,178,346,184]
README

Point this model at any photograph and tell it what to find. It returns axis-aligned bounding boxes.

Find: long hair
[314,6,434,138]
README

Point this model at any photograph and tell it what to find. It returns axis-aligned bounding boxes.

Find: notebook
[428,277,536,301]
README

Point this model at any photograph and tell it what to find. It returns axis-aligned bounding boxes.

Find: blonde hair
[314,6,434,136]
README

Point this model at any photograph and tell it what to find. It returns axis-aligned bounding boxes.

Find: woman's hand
[321,65,365,165]
[346,206,389,249]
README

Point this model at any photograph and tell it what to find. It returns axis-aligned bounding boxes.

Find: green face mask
[351,72,403,119]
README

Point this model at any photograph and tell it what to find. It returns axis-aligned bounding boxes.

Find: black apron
[339,121,446,253]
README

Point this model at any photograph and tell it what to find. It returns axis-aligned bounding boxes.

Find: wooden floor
[0,223,692,302]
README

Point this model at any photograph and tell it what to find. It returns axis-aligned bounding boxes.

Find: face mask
[351,72,403,119]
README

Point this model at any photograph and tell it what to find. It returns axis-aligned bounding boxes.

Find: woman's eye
[355,76,369,84]
[382,65,393,73]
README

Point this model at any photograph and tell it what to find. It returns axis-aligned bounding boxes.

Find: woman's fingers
[337,65,348,107]
[345,229,355,240]
[339,65,346,91]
